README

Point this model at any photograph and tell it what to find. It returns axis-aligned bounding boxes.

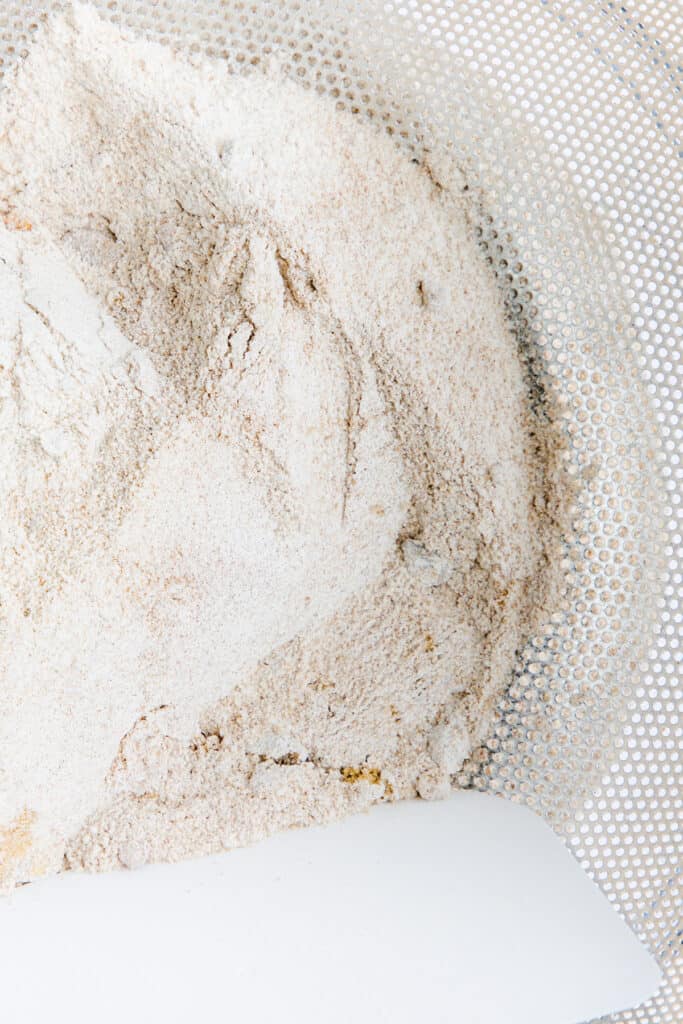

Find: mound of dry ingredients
[0,5,568,884]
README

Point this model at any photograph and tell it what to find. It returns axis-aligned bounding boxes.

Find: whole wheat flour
[0,5,567,885]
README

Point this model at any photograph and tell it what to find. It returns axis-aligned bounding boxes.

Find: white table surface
[1,792,660,1024]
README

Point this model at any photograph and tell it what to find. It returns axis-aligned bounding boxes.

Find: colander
[0,4,679,1022]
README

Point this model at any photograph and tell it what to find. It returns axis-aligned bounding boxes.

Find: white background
[1,793,659,1023]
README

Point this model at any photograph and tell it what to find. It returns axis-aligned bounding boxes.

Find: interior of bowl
[0,4,678,1023]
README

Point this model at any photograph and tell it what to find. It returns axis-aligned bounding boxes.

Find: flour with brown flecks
[0,5,568,884]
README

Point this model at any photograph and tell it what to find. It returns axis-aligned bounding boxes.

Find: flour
[0,5,567,885]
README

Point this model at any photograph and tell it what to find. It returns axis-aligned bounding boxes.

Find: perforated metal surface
[0,3,680,1022]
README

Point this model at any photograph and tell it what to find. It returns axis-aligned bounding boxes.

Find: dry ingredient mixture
[0,5,568,885]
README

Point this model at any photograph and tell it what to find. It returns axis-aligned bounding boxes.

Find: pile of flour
[0,6,567,884]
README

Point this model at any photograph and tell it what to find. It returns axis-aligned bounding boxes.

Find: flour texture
[0,6,567,884]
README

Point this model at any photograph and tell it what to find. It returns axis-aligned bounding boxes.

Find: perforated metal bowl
[1,4,680,1022]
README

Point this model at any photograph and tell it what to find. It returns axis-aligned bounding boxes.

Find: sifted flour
[0,5,568,883]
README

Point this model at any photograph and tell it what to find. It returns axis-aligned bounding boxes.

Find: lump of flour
[0,6,567,885]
